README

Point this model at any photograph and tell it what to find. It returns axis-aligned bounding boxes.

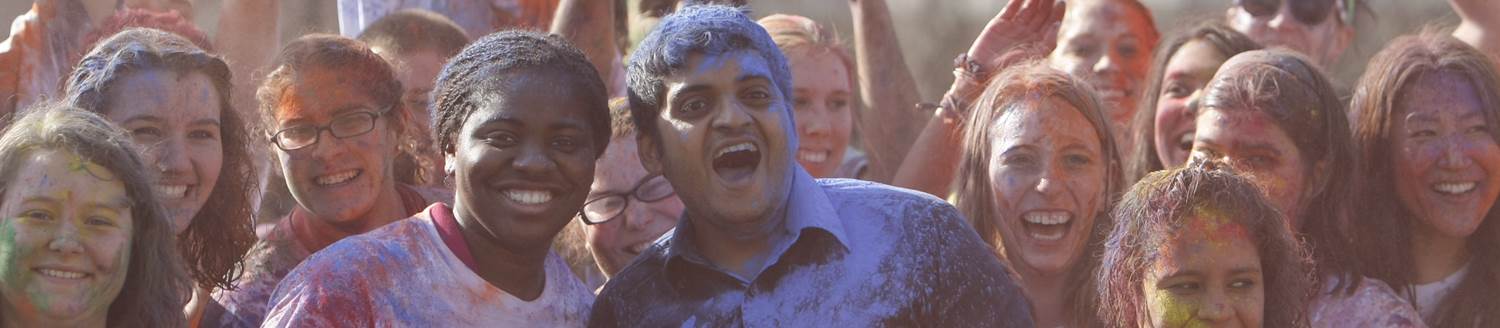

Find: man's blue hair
[625,4,794,141]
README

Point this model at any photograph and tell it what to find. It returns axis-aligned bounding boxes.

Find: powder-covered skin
[206,184,439,328]
[589,171,1034,327]
[262,204,594,326]
[1309,276,1427,328]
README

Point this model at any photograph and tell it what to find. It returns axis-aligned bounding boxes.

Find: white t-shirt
[1414,262,1471,321]
[262,204,594,326]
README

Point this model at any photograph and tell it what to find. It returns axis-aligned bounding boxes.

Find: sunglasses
[1235,0,1342,26]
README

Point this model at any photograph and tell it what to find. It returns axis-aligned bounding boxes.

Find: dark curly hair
[430,30,610,159]
[1125,20,1260,185]
[1099,164,1314,327]
[1349,30,1500,327]
[64,28,257,292]
[0,102,190,327]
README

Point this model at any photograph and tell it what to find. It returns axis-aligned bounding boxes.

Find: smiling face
[1142,214,1264,328]
[103,69,223,235]
[1391,70,1500,240]
[272,67,401,225]
[986,97,1106,275]
[787,50,853,178]
[448,69,600,251]
[1191,109,1313,228]
[0,149,131,326]
[1154,40,1229,169]
[1050,0,1155,141]
[639,50,794,234]
[584,137,681,277]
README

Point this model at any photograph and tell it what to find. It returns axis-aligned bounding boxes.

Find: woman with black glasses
[208,34,450,328]
[571,99,683,284]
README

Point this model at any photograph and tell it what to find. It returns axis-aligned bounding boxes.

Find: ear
[1305,158,1332,201]
[637,132,664,174]
[443,140,457,177]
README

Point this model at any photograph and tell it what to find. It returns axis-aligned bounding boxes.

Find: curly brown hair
[1099,164,1314,327]
[1349,30,1500,327]
[0,102,189,327]
[65,28,258,292]
[951,59,1121,328]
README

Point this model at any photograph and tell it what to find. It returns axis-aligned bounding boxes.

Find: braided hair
[430,30,610,158]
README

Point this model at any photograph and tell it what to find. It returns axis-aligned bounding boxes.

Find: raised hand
[966,0,1067,70]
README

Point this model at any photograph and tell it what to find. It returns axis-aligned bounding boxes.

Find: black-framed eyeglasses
[270,107,390,151]
[579,174,675,225]
[1235,0,1338,26]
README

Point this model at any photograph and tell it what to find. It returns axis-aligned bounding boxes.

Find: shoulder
[592,241,671,311]
[1311,277,1426,328]
[291,217,434,278]
[816,179,955,215]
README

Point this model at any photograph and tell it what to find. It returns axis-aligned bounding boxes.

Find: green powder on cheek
[0,219,53,313]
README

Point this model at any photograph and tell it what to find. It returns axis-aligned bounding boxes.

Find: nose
[1034,163,1067,199]
[307,128,351,160]
[1267,5,1298,32]
[712,101,754,134]
[512,142,556,174]
[153,135,192,175]
[1092,52,1119,76]
[799,105,830,139]
[1185,89,1205,116]
[47,221,85,254]
[623,199,654,231]
[1438,137,1475,171]
[1196,291,1234,323]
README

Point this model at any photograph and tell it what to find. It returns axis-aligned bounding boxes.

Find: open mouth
[1433,182,1478,195]
[712,142,761,184]
[1022,210,1073,242]
[315,169,361,186]
[626,240,652,256]
[505,189,554,205]
[154,184,189,200]
[797,149,830,164]
[35,268,88,280]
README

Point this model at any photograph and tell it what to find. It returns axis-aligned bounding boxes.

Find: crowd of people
[0,0,1496,327]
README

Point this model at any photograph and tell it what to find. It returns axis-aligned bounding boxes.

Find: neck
[690,207,785,281]
[1410,221,1471,284]
[1014,264,1070,328]
[453,203,549,301]
[1454,21,1500,59]
[295,183,408,252]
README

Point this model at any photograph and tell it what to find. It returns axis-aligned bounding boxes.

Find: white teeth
[37,269,86,279]
[798,150,829,163]
[715,143,757,158]
[154,184,187,199]
[505,189,553,205]
[1434,182,1477,195]
[1023,211,1072,225]
[316,171,358,186]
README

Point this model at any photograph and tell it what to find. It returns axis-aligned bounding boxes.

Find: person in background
[1451,0,1500,61]
[1191,49,1425,327]
[589,5,1033,326]
[337,0,558,40]
[951,59,1120,327]
[1048,0,1159,153]
[357,9,471,187]
[1125,21,1260,184]
[0,0,118,122]
[208,34,450,328]
[64,27,258,327]
[0,102,188,327]
[1100,165,1314,327]
[1350,31,1500,327]
[1225,0,1354,70]
[758,14,860,179]
[263,30,604,326]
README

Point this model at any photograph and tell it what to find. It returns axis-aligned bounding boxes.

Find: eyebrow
[121,116,165,126]
[1229,267,1261,276]
[190,118,222,127]
[1232,142,1283,157]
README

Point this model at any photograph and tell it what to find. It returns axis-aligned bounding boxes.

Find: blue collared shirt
[589,169,1035,327]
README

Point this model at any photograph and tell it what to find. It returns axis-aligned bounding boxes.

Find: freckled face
[1391,71,1500,240]
[640,51,793,233]
[0,150,131,326]
[1191,109,1312,229]
[272,67,401,225]
[1153,40,1228,169]
[787,50,853,178]
[449,69,599,251]
[584,137,681,277]
[104,69,223,235]
[1143,215,1263,328]
[1050,0,1156,143]
[987,98,1106,275]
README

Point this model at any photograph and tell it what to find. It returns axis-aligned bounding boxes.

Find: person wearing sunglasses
[577,99,683,281]
[209,34,451,328]
[1227,0,1355,69]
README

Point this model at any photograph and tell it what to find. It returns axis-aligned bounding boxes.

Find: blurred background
[1,0,1459,99]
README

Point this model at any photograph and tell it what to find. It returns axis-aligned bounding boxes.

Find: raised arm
[848,0,925,183]
[550,0,617,91]
[891,0,1064,196]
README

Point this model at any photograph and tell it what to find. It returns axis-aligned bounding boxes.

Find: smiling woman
[261,30,607,326]
[0,102,187,327]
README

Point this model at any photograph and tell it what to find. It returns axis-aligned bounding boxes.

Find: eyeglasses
[579,174,676,225]
[1235,0,1338,26]
[270,107,389,151]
